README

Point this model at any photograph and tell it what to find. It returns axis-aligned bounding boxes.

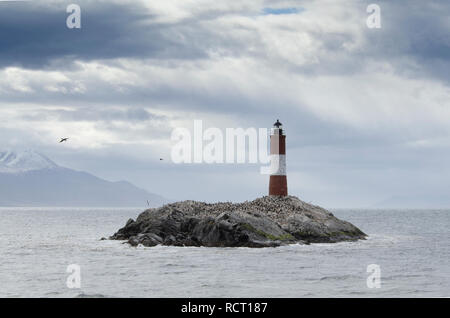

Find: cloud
[43,107,165,123]
[0,0,449,206]
[1,0,448,82]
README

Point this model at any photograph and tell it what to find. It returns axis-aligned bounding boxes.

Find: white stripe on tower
[269,154,286,175]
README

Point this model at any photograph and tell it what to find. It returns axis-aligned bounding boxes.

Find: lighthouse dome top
[273,119,282,128]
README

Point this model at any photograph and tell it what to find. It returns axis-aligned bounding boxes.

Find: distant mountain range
[374,195,450,209]
[0,150,166,207]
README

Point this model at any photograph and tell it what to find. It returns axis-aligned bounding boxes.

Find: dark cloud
[362,0,450,82]
[0,0,449,84]
[0,1,206,69]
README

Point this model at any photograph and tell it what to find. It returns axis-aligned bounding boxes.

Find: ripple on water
[0,208,449,297]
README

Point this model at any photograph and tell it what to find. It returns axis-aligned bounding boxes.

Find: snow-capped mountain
[0,150,166,207]
[0,150,58,173]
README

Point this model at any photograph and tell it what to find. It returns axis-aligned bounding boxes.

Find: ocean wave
[73,292,110,298]
[319,274,361,281]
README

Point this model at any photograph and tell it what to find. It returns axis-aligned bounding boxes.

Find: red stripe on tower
[269,119,288,196]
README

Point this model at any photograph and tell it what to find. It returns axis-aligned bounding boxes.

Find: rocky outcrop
[110,196,366,248]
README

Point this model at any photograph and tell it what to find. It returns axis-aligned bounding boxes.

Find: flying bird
[59,138,69,143]
[159,158,163,161]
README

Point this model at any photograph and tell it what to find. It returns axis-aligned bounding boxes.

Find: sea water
[0,207,448,297]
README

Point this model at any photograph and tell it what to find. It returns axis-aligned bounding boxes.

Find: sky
[0,0,449,208]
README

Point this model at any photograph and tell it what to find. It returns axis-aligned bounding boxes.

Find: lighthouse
[269,119,288,196]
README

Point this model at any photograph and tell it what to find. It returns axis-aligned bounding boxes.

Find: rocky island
[110,196,366,247]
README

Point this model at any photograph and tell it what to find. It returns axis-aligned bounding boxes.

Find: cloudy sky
[1,0,449,207]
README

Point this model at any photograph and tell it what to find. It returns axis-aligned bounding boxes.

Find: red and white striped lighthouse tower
[269,119,288,196]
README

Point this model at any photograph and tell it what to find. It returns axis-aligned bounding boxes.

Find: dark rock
[110,196,367,248]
